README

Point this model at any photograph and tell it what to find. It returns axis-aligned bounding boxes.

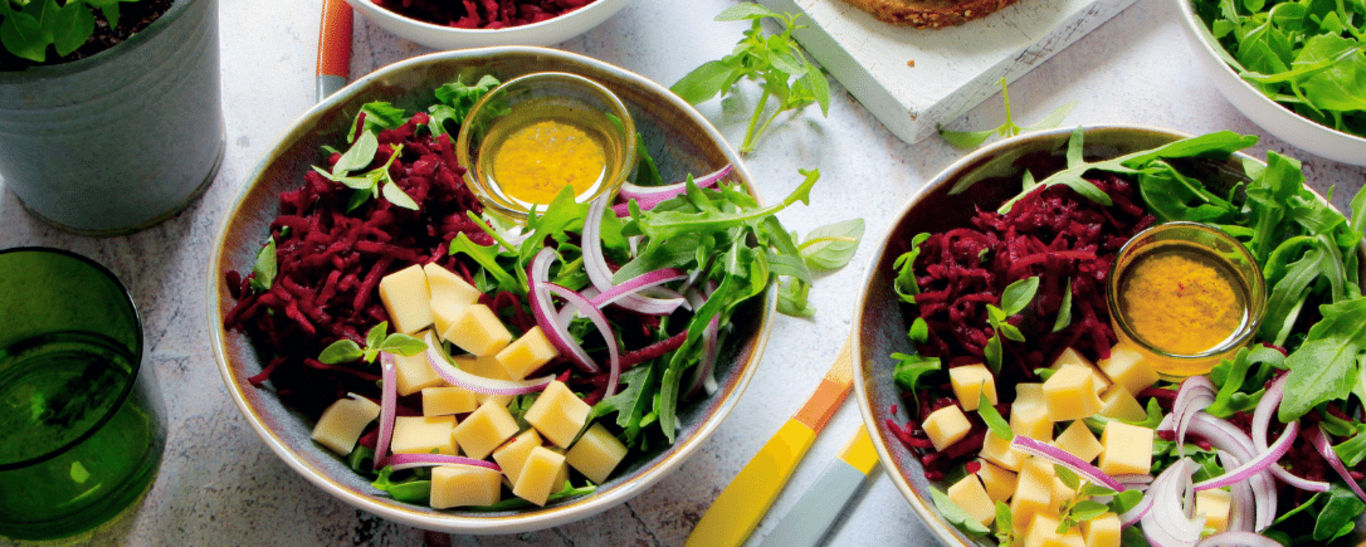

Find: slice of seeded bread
[839,0,1023,28]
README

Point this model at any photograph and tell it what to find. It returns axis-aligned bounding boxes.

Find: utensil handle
[758,426,878,547]
[316,0,353,102]
[684,419,817,547]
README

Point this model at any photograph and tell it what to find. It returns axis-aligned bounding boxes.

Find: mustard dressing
[489,119,606,205]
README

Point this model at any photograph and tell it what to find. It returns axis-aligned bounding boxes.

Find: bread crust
[839,0,1022,28]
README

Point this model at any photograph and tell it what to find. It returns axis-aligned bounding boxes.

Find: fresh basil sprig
[939,78,1076,149]
[318,321,426,365]
[312,132,419,212]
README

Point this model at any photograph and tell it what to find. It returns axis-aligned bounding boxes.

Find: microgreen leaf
[250,235,278,293]
[908,317,929,344]
[319,339,364,365]
[892,353,940,405]
[978,389,1012,440]
[381,181,419,210]
[797,218,864,271]
[893,233,932,303]
[930,486,990,536]
[1052,279,1073,333]
[1001,276,1040,315]
[939,78,1076,149]
[376,333,427,357]
[333,131,379,176]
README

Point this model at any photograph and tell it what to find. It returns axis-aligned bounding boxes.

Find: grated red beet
[371,0,597,30]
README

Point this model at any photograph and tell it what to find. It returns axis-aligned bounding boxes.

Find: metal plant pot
[0,0,224,235]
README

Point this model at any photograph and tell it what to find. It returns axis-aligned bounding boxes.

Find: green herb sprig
[318,321,426,365]
[1,0,136,64]
[939,78,1076,149]
[984,276,1039,373]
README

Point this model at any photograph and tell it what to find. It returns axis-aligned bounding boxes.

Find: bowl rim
[206,46,774,534]
[343,0,631,36]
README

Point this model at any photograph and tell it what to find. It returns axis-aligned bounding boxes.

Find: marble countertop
[4,0,1364,545]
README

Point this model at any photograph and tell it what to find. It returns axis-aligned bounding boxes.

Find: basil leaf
[1001,276,1040,316]
[378,333,427,357]
[319,339,363,364]
[333,131,379,177]
[929,487,990,536]
[978,389,1012,440]
[250,236,278,293]
[798,218,864,271]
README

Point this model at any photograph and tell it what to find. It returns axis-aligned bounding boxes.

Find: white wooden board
[758,0,1140,144]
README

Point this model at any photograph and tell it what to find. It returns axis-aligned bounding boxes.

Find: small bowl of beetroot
[343,0,635,50]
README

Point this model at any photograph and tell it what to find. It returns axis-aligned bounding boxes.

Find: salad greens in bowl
[207,47,842,534]
[853,125,1366,547]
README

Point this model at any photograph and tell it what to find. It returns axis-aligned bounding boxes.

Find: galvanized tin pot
[0,0,224,235]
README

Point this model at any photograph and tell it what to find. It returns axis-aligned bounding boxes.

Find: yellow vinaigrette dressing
[481,113,611,206]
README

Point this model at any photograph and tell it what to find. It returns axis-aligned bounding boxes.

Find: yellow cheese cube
[1051,348,1112,396]
[1011,457,1057,531]
[452,400,521,460]
[1098,421,1154,476]
[424,263,482,333]
[1043,364,1104,422]
[492,429,542,485]
[1053,420,1103,463]
[1098,385,1149,423]
[496,326,560,381]
[454,354,515,407]
[1097,343,1160,396]
[923,405,973,452]
[379,264,433,334]
[512,446,567,507]
[947,475,996,526]
[1011,401,1055,442]
[391,337,445,397]
[976,460,1018,502]
[525,381,593,448]
[1015,383,1045,407]
[980,429,1030,471]
[949,364,997,411]
[441,303,513,357]
[430,464,501,509]
[1025,512,1085,547]
[1082,512,1122,547]
[310,394,381,456]
[422,386,478,417]
[390,415,457,455]
[1051,476,1078,511]
[566,423,629,485]
[1196,488,1232,533]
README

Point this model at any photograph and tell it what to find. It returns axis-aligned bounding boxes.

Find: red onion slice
[422,332,554,396]
[387,453,501,472]
[1121,492,1153,528]
[1172,376,1217,457]
[1306,423,1366,502]
[1217,451,1255,533]
[617,165,731,200]
[545,282,622,398]
[1195,420,1298,491]
[528,248,598,373]
[373,353,398,471]
[1011,435,1127,492]
[1142,458,1206,547]
[684,288,720,398]
[1169,412,1282,531]
[1251,374,1331,493]
[583,196,685,315]
[589,268,688,309]
[1194,531,1285,547]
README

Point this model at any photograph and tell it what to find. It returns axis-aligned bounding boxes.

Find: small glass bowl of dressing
[1107,221,1267,378]
[456,72,637,224]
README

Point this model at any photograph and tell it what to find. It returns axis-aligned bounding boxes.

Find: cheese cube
[512,446,567,507]
[492,429,542,485]
[1011,458,1057,531]
[976,460,1018,502]
[379,264,434,334]
[1011,401,1054,442]
[454,354,515,407]
[1098,385,1149,423]
[1097,343,1160,396]
[1053,420,1103,463]
[1196,488,1232,533]
[1082,512,1122,547]
[525,381,592,448]
[425,263,482,332]
[392,345,445,397]
[923,405,973,452]
[947,475,996,526]
[1015,383,1045,407]
[496,326,560,380]
[1051,348,1109,395]
[390,415,457,455]
[1051,476,1078,511]
[949,364,997,411]
[442,304,513,357]
[566,423,629,485]
[422,386,478,417]
[452,400,520,460]
[310,394,381,456]
[1025,512,1085,547]
[1043,364,1103,422]
[430,465,501,508]
[980,431,1030,472]
[1098,422,1154,476]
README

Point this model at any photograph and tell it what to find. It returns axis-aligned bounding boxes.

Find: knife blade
[757,425,879,547]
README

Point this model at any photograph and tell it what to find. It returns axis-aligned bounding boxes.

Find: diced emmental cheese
[946,475,996,526]
[496,326,560,381]
[1081,512,1121,547]
[422,386,478,417]
[393,343,445,397]
[566,423,629,485]
[525,381,592,448]
[1043,364,1103,422]
[1025,512,1085,547]
[1010,401,1054,442]
[1051,348,1109,395]
[1011,457,1057,531]
[452,400,520,460]
[310,394,381,456]
[453,354,515,408]
[949,364,997,411]
[512,446,567,507]
[441,303,512,357]
[923,405,972,452]
[1196,488,1232,534]
[492,429,542,485]
[1098,421,1154,476]
[975,459,1018,503]
[379,264,433,334]
[424,263,482,334]
[1015,383,1045,408]
[1053,420,1103,463]
[1098,384,1149,423]
[430,465,501,509]
[390,415,458,455]
[1097,343,1160,396]
[980,429,1030,472]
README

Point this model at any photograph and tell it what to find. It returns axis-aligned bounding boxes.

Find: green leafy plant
[312,132,419,212]
[939,78,1077,149]
[317,321,427,365]
[0,0,137,64]
[983,276,1039,372]
[671,3,830,154]
[1052,466,1116,533]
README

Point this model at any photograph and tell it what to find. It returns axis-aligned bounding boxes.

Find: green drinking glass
[0,247,166,540]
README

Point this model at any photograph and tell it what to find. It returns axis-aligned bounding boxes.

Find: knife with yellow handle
[685,336,854,547]
[757,425,879,547]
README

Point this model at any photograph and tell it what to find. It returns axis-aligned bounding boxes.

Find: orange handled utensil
[685,335,854,547]
[316,0,353,102]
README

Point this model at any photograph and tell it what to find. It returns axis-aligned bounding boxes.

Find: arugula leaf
[428,75,500,136]
[351,102,407,143]
[250,235,278,293]
[1314,483,1365,541]
[1280,296,1366,421]
[893,233,932,303]
[892,353,940,405]
[449,232,520,294]
[940,78,1077,149]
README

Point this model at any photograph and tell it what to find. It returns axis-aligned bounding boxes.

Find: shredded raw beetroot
[372,0,597,30]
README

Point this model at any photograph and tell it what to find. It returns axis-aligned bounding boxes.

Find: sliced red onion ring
[544,282,622,398]
[1011,435,1127,492]
[1173,376,1217,458]
[1306,423,1366,502]
[684,289,720,398]
[529,248,598,373]
[374,353,398,471]
[387,453,501,472]
[1194,531,1284,547]
[1142,458,1205,547]
[422,332,554,396]
[589,268,688,309]
[1173,412,1281,531]
[1121,492,1153,528]
[613,165,732,216]
[1251,374,1331,493]
[583,196,685,315]
[1195,420,1298,491]
[1217,451,1255,533]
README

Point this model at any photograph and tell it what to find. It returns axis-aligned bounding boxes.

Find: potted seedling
[0,0,223,234]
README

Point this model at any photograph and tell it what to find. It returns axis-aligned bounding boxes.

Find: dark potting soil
[0,0,175,72]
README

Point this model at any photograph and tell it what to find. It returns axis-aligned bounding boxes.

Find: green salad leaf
[939,78,1077,149]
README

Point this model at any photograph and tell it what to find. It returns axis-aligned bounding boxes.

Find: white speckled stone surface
[2,0,1363,545]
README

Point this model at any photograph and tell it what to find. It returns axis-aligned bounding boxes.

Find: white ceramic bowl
[1172,0,1366,166]
[342,0,634,49]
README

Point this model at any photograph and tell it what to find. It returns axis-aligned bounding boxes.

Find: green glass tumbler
[0,248,166,540]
